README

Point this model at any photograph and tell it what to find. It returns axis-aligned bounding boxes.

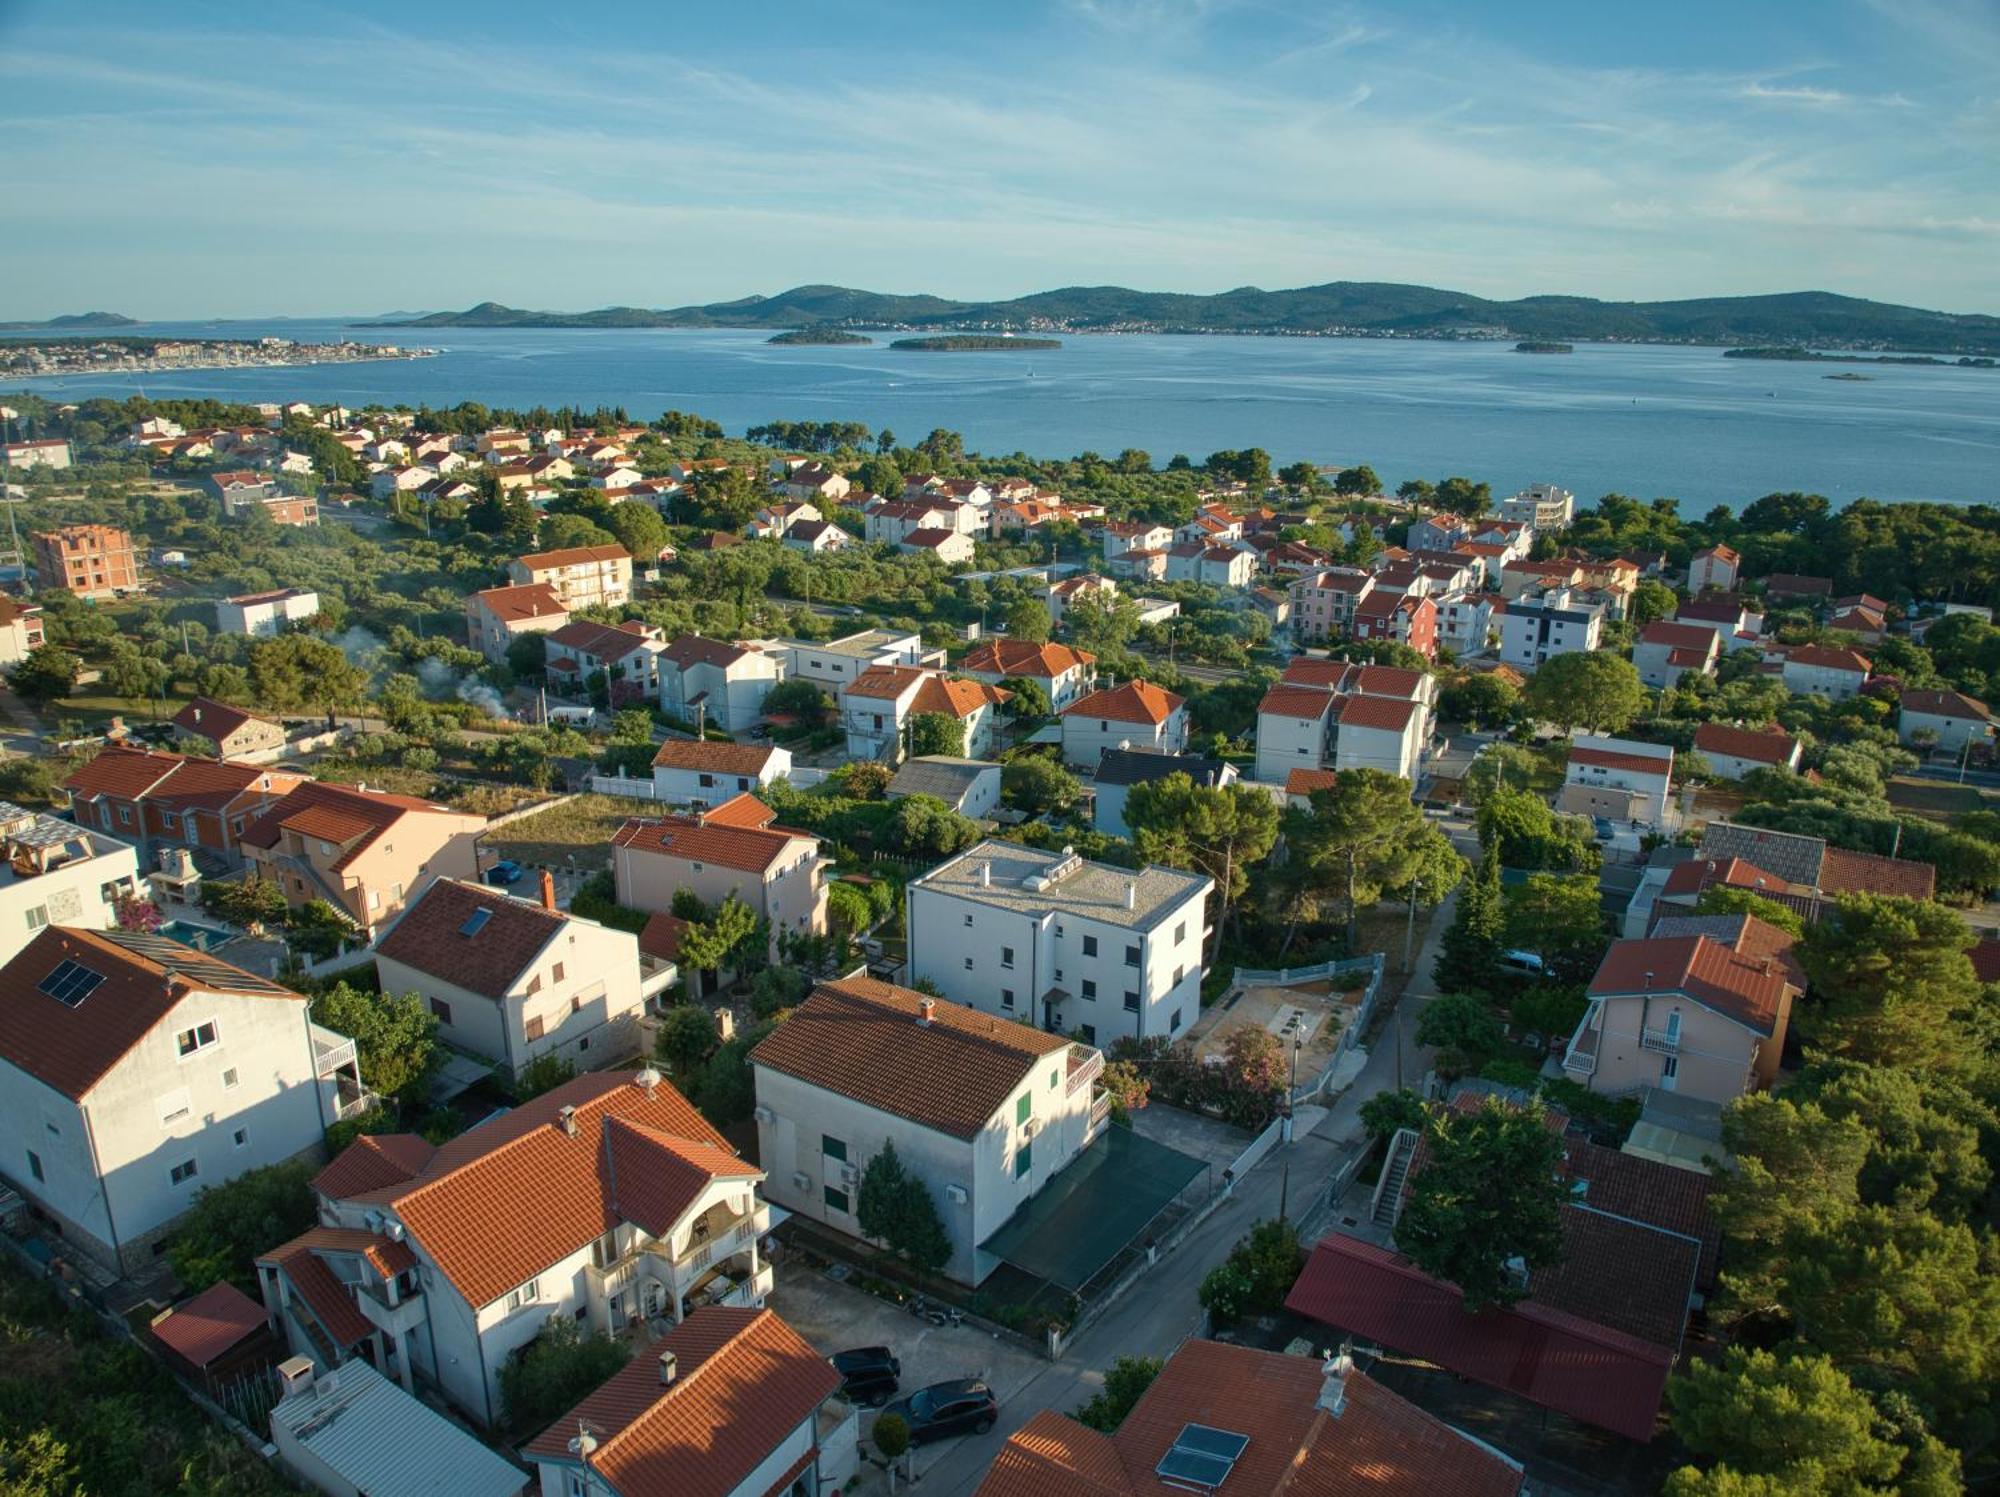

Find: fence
[1230,953,1387,1103]
[1225,1113,1287,1181]
[587,768,827,802]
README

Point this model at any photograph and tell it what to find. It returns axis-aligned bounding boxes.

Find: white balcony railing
[1640,1027,1680,1054]
[309,1023,359,1078]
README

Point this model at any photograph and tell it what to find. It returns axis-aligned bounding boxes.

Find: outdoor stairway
[1371,1128,1418,1230]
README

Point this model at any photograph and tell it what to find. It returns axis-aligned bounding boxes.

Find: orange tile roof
[375,879,565,999]
[1568,745,1673,777]
[660,633,756,669]
[843,664,925,700]
[150,1282,269,1368]
[1785,643,1872,673]
[961,638,1097,679]
[517,543,629,569]
[63,745,286,810]
[1338,694,1419,731]
[1692,722,1798,764]
[612,803,812,876]
[751,978,1070,1140]
[266,1244,373,1347]
[1589,918,1800,1034]
[976,1339,1522,1497]
[912,674,1011,718]
[0,928,303,1100]
[1900,687,1990,719]
[1258,684,1336,721]
[524,1308,840,1497]
[472,582,568,623]
[239,780,478,872]
[650,738,783,776]
[257,1224,417,1280]
[1063,680,1184,726]
[341,1072,745,1309]
[1287,768,1341,796]
[1819,846,1936,900]
[1638,622,1721,651]
[311,1133,436,1199]
[638,913,689,963]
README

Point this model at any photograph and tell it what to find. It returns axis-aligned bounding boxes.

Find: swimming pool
[156,920,235,952]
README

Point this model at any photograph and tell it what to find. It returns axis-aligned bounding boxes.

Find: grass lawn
[1887,775,1999,820]
[484,792,661,865]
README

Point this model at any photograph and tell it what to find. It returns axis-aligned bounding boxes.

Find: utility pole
[1402,878,1422,975]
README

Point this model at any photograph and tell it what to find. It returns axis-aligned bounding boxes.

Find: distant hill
[358,284,2000,354]
[0,311,139,332]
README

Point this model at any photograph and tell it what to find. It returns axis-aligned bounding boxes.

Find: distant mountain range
[0,311,139,332]
[357,284,2000,354]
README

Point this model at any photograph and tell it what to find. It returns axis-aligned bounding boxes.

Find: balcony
[310,1023,358,1079]
[677,1203,770,1273]
[1089,1092,1112,1131]
[1562,1024,1599,1077]
[1639,1027,1680,1055]
[686,1260,775,1314]
[1065,1047,1104,1097]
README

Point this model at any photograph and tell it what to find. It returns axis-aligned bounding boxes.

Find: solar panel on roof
[460,908,493,937]
[1156,1424,1249,1490]
[38,960,105,1008]
[1177,1427,1251,1460]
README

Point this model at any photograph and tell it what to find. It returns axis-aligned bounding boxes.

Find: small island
[767,328,872,346]
[890,335,1062,351]
[1825,372,1874,382]
[1725,346,1998,368]
[1514,340,1573,354]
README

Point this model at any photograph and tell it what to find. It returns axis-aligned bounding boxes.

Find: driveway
[1126,1103,1252,1177]
[766,1264,1050,1482]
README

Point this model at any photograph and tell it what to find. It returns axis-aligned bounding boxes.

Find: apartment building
[543,619,665,703]
[1164,542,1256,588]
[906,840,1211,1047]
[1058,680,1187,767]
[612,795,827,957]
[32,524,138,599]
[215,586,321,637]
[267,1071,767,1424]
[1559,735,1675,825]
[1287,568,1376,644]
[958,637,1098,712]
[838,667,1010,762]
[1780,644,1872,701]
[1351,590,1438,659]
[657,634,783,733]
[0,805,139,969]
[754,977,1105,1287]
[0,928,352,1271]
[1098,521,1175,561]
[1497,481,1575,532]
[507,543,633,610]
[465,583,570,664]
[374,876,655,1078]
[1496,587,1603,671]
[1253,659,1433,784]
[62,747,307,869]
[237,781,487,936]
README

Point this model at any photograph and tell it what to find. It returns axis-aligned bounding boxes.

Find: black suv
[881,1379,998,1443]
[830,1347,901,1407]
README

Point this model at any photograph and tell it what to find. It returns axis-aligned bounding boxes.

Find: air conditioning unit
[945,1183,969,1205]
[752,1105,774,1126]
[839,1163,860,1186]
[384,1220,405,1242]
[1023,1117,1041,1138]
[791,1172,811,1193]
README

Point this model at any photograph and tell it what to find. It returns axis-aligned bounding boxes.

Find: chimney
[539,869,557,912]
[658,1350,679,1386]
[634,1065,661,1095]
[1643,970,1653,988]
[1125,880,1137,911]
[980,861,992,888]
[918,997,936,1026]
[558,1105,578,1137]
[1317,1344,1353,1416]
[276,1355,317,1401]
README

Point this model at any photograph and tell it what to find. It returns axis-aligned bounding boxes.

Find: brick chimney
[918,998,936,1026]
[539,869,557,912]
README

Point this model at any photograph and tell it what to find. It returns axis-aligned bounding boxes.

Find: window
[431,998,453,1026]
[1049,1069,1058,1090]
[822,1135,848,1162]
[552,962,564,983]
[176,1021,218,1057]
[158,1089,191,1126]
[505,1278,540,1312]
[119,806,133,824]
[1016,1093,1032,1126]
[964,914,973,927]
[1175,921,1186,944]
[1174,965,1185,986]
[1081,935,1098,957]
[698,773,715,788]
[1171,1008,1184,1032]
[964,957,973,971]
[1078,1024,1096,1045]
[824,1185,850,1213]
[569,994,582,1015]
[1016,1142,1032,1178]
[24,905,48,932]
[1081,979,1096,1000]
[232,1128,248,1149]
[1001,946,1015,969]
[1001,988,1015,1010]
[525,1015,545,1041]
[169,1159,199,1186]
[1123,991,1140,1012]
[26,1151,43,1183]
[1124,945,1140,968]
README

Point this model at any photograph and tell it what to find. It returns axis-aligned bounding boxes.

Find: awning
[980,1124,1207,1292]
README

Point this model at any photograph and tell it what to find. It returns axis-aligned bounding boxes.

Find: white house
[649,739,792,808]
[1254,660,1432,785]
[1044,572,1117,626]
[1164,542,1255,589]
[612,797,828,959]
[1692,722,1804,781]
[524,1307,853,1497]
[887,757,1003,819]
[958,638,1098,712]
[1688,545,1741,593]
[1633,621,1721,690]
[373,876,659,1079]
[838,667,1009,762]
[783,519,851,553]
[865,499,978,546]
[906,840,1212,1048]
[1058,681,1188,768]
[1,439,70,471]
[1560,735,1674,825]
[0,927,354,1272]
[264,1071,767,1426]
[543,619,665,703]
[1098,521,1174,561]
[751,977,1105,1285]
[900,528,977,565]
[1897,688,1992,753]
[1497,588,1604,671]
[369,464,436,499]
[1497,482,1575,532]
[0,808,140,969]
[1091,749,1237,841]
[1434,591,1497,657]
[781,629,933,692]
[657,634,782,733]
[216,587,320,637]
[1780,644,1872,701]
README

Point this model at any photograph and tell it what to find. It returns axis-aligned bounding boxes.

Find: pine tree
[1434,850,1502,993]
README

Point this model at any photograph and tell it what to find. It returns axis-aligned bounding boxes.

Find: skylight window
[38,960,105,1008]
[460,908,494,937]
[1156,1425,1250,1491]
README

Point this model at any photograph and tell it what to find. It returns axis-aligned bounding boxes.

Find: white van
[1497,949,1546,977]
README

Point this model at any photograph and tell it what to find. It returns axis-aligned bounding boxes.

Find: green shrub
[498,1319,630,1432]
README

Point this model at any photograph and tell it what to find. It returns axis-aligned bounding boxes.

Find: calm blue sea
[6,319,1996,513]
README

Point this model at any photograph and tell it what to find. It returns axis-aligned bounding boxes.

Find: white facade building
[0,808,139,969]
[1496,482,1575,531]
[215,587,321,637]
[1497,588,1604,671]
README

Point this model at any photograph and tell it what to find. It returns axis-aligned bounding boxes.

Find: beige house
[612,794,827,958]
[373,875,665,1079]
[237,781,487,936]
[171,697,287,763]
[507,543,633,611]
[839,666,1011,761]
[1563,913,1802,1105]
[1059,680,1188,767]
[465,583,570,664]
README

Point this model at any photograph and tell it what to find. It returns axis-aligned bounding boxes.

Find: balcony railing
[1089,1092,1112,1130]
[310,1023,358,1078]
[1640,1027,1680,1054]
[1066,1049,1104,1097]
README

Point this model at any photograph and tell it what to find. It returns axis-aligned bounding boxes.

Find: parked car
[881,1379,998,1443]
[1497,949,1545,977]
[830,1347,901,1407]
[484,860,524,886]
[1593,817,1616,841]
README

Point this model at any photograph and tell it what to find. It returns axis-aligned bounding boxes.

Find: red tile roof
[517,543,629,569]
[1785,643,1872,673]
[1287,1235,1672,1443]
[911,674,1011,718]
[266,1244,374,1347]
[1568,746,1673,777]
[1818,846,1936,900]
[843,664,926,700]
[1283,658,1360,690]
[1660,856,1798,899]
[978,1336,1524,1497]
[1588,917,1801,1034]
[524,1308,839,1497]
[612,802,815,876]
[1899,687,1990,720]
[660,633,756,669]
[650,738,783,776]
[961,638,1096,679]
[751,978,1071,1140]
[1638,622,1720,652]
[342,1071,745,1309]
[1337,694,1418,732]
[1258,684,1336,721]
[1063,680,1184,726]
[311,1133,436,1199]
[0,928,303,1100]
[258,1224,418,1280]
[150,1282,268,1368]
[374,879,566,999]
[1692,722,1798,765]
[546,618,655,660]
[472,582,568,623]
[639,913,690,964]
[63,745,286,810]
[1287,768,1341,796]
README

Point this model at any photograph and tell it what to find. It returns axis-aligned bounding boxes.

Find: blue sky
[1,0,1995,318]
